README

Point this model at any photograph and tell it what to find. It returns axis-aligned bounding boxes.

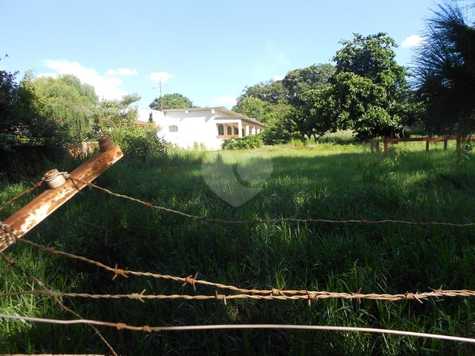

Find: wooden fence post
[456,135,462,155]
[444,137,448,151]
[383,137,389,154]
[0,138,123,252]
[426,138,430,152]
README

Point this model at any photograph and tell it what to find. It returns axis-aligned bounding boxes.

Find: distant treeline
[229,2,474,144]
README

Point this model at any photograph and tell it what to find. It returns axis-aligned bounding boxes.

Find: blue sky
[1,0,438,112]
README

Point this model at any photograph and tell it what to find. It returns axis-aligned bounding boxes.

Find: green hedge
[222,134,263,150]
[110,127,167,161]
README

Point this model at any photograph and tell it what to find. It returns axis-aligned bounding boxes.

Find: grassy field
[1,142,475,355]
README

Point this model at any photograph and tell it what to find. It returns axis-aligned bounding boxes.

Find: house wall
[149,109,264,150]
[151,110,223,150]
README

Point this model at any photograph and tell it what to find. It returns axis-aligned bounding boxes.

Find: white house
[146,107,265,150]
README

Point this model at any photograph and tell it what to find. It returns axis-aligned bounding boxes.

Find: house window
[227,126,233,136]
[217,124,224,136]
[234,127,239,136]
[242,128,245,137]
[169,125,178,132]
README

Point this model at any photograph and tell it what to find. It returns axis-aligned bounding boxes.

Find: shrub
[223,134,262,150]
[110,126,167,161]
[316,130,356,145]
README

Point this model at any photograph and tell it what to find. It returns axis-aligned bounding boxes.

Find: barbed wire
[2,167,475,352]
[73,178,475,228]
[0,179,44,213]
[1,313,474,344]
[17,239,475,304]
[4,288,475,304]
[0,252,118,356]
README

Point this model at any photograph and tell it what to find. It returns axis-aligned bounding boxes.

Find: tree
[282,64,335,104]
[237,80,287,104]
[233,96,269,122]
[415,3,475,135]
[31,74,99,143]
[96,94,141,131]
[330,72,402,138]
[262,105,298,144]
[288,84,338,140]
[330,33,415,140]
[0,68,56,147]
[334,33,406,91]
[149,93,192,110]
[283,33,420,141]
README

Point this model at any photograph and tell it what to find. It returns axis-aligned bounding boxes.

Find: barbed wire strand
[0,252,118,356]
[3,288,475,304]
[19,238,304,295]
[73,178,475,228]
[1,313,474,344]
[0,179,44,213]
[17,239,475,303]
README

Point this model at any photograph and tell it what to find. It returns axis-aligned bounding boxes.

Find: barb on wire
[1,313,474,344]
[0,252,118,356]
[71,178,475,228]
[0,179,44,213]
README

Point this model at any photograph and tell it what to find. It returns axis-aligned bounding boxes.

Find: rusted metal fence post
[0,137,123,252]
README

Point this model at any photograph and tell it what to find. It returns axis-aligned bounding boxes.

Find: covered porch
[215,118,264,139]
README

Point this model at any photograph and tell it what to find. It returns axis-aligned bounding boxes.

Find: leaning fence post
[0,137,123,252]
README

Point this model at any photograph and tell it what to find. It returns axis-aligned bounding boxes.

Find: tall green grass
[1,142,475,355]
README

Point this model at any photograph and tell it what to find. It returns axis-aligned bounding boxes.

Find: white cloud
[150,71,173,83]
[106,67,138,76]
[210,96,237,108]
[42,59,127,100]
[401,35,425,49]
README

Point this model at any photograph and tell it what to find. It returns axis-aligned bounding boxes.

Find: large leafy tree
[334,33,407,91]
[237,80,287,104]
[332,33,413,140]
[282,64,335,104]
[288,84,338,140]
[149,93,192,110]
[236,64,335,141]
[96,94,141,130]
[233,96,269,122]
[415,3,475,134]
[0,68,56,147]
[31,74,99,143]
[288,33,420,140]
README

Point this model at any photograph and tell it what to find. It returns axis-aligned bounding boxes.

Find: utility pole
[153,80,163,111]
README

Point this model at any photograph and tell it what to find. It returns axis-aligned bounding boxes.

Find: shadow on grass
[2,148,475,355]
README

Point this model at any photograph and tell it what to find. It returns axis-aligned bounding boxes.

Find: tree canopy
[233,96,269,122]
[0,68,57,146]
[415,3,475,134]
[149,93,192,110]
[237,80,287,105]
[0,68,141,148]
[31,74,100,143]
[282,64,335,104]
